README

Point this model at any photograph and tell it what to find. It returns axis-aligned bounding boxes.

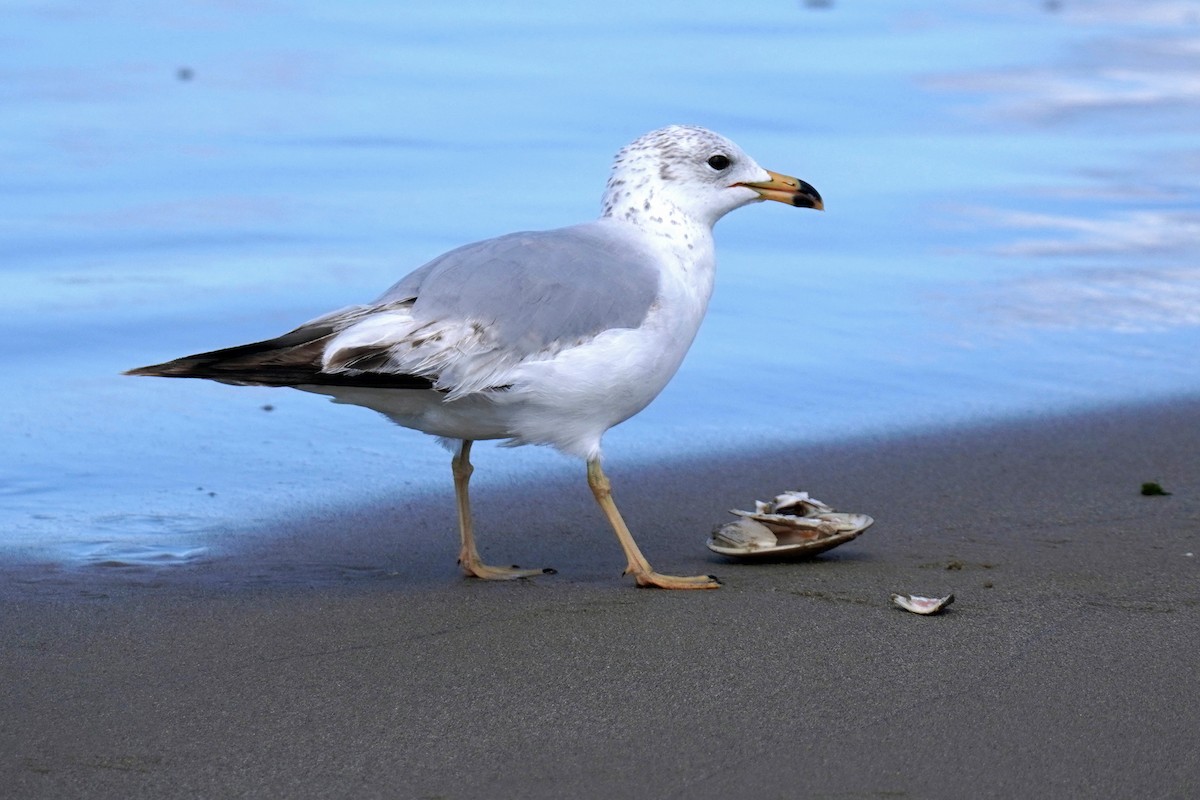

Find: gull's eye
[707,154,731,171]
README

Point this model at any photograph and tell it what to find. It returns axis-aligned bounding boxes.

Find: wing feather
[128,220,661,396]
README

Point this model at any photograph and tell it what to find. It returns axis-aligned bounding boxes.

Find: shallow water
[2,1,1198,562]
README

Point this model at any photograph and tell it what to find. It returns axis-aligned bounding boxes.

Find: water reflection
[979,265,1200,333]
[1047,3,1200,25]
[968,208,1200,259]
[926,4,1200,126]
[925,1,1200,339]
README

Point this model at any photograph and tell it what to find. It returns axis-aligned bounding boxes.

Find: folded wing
[127,221,661,396]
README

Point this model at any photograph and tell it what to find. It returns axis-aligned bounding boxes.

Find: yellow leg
[453,440,553,580]
[586,458,720,590]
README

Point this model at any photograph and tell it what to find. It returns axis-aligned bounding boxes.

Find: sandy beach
[2,397,1197,799]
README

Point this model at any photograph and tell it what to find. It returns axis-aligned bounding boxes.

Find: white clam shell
[890,593,955,615]
[706,491,873,559]
[708,518,778,552]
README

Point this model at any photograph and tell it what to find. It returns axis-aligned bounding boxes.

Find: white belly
[304,281,709,460]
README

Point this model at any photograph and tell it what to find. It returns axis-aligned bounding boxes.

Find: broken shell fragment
[891,593,955,615]
[708,518,779,551]
[750,490,835,517]
[707,491,873,559]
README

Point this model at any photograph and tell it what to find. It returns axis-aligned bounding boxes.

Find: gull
[127,125,822,589]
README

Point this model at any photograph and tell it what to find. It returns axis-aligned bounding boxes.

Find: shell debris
[707,491,873,559]
[891,593,955,615]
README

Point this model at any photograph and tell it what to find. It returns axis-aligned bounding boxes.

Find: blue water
[3,1,1198,564]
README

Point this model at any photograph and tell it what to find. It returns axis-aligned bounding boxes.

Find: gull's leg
[586,457,721,590]
[453,440,553,580]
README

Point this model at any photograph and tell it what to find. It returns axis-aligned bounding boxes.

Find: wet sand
[3,398,1198,799]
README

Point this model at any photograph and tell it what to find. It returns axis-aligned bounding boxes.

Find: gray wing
[127,221,661,392]
[376,221,661,352]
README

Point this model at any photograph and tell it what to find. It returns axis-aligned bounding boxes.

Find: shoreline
[3,396,1198,798]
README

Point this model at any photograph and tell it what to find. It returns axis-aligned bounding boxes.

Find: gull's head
[601,125,822,230]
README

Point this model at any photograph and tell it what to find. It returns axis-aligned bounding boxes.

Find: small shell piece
[707,491,873,559]
[707,518,779,552]
[891,593,955,615]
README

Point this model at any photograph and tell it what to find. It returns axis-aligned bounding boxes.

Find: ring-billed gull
[127,125,823,589]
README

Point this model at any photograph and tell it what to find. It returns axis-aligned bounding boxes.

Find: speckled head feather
[600,125,775,229]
